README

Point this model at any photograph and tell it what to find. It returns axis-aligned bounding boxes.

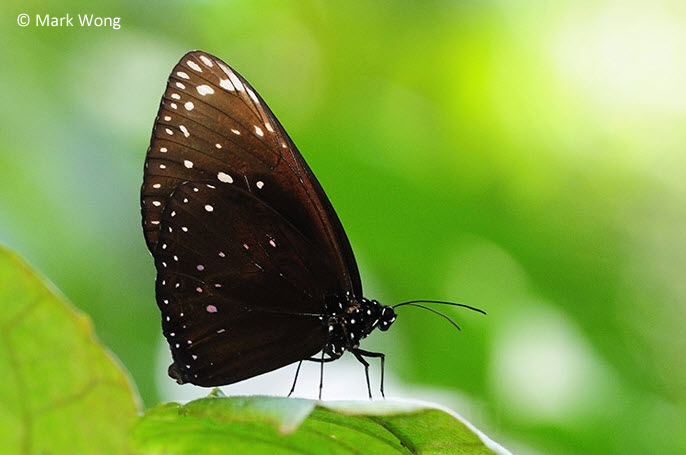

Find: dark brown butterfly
[141,51,482,399]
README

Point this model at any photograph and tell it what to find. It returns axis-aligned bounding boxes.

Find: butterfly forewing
[141,51,361,296]
[141,51,373,387]
[155,181,333,385]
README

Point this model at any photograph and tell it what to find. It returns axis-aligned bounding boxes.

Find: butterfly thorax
[323,293,396,358]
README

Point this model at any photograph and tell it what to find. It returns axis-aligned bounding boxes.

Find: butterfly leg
[353,349,386,399]
[288,361,304,397]
[318,349,325,400]
[352,350,373,399]
[302,354,340,400]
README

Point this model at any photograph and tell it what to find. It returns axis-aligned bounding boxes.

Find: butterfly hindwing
[154,181,333,385]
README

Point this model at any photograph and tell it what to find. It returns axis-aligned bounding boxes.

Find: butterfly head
[376,303,397,332]
[352,298,396,333]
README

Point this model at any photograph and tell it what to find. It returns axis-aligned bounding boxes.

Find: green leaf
[0,245,140,454]
[133,392,510,455]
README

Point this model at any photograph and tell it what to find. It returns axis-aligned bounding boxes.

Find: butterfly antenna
[393,303,463,331]
[393,300,487,315]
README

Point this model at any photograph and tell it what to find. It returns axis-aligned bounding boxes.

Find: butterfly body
[322,294,397,358]
[142,51,396,393]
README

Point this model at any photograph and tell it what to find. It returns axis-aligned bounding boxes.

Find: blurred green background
[2,0,686,453]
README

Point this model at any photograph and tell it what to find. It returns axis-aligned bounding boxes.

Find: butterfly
[141,51,483,399]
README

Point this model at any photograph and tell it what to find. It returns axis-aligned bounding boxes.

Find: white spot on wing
[204,204,214,212]
[215,143,222,149]
[231,129,240,135]
[179,125,190,137]
[217,172,233,183]
[184,160,193,168]
[256,181,264,189]
[160,147,167,153]
[254,126,264,137]
[184,101,194,111]
[177,71,190,79]
[206,304,218,313]
[247,87,259,103]
[171,93,181,100]
[165,128,173,135]
[199,55,213,67]
[228,71,244,91]
[187,60,202,72]
[196,85,214,96]
[175,82,185,89]
[219,79,234,91]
